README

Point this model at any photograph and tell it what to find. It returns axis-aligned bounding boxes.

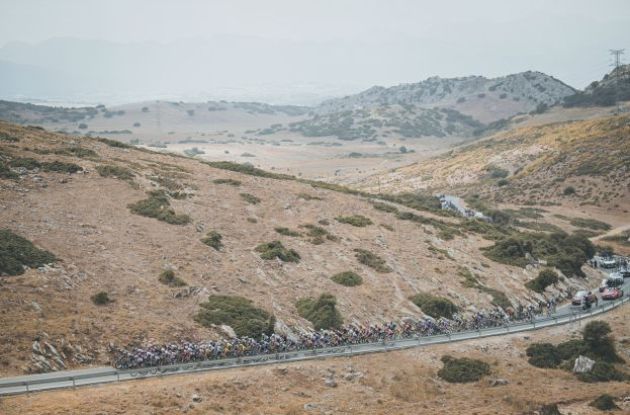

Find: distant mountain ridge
[317,71,576,123]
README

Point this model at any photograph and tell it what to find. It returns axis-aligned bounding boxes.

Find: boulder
[488,378,509,387]
[573,355,595,373]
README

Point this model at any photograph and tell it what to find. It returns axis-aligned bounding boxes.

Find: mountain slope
[317,71,576,124]
[0,121,602,375]
[356,114,630,219]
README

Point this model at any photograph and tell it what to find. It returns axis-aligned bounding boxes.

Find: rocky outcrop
[27,337,93,373]
[572,355,595,373]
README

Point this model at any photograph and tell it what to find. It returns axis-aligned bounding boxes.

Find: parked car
[601,287,624,300]
[608,272,624,287]
[599,278,609,292]
[572,290,597,306]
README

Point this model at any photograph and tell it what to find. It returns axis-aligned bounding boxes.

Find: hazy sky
[1,0,629,103]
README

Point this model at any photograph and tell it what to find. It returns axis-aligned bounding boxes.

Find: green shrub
[297,193,323,201]
[568,217,611,231]
[563,186,576,195]
[96,164,135,180]
[213,178,241,186]
[158,269,187,287]
[577,361,627,382]
[274,227,301,237]
[91,291,111,305]
[0,162,18,180]
[41,161,83,173]
[526,343,562,368]
[526,269,559,293]
[556,339,588,361]
[195,295,274,339]
[410,292,459,319]
[583,321,623,363]
[240,193,261,205]
[128,190,191,225]
[0,132,19,142]
[331,271,363,287]
[589,394,619,410]
[496,178,509,186]
[201,231,223,251]
[371,201,399,213]
[0,229,57,276]
[296,293,343,330]
[300,224,337,244]
[354,248,391,273]
[437,355,490,383]
[54,147,98,158]
[96,137,132,148]
[336,215,373,227]
[255,241,300,262]
[483,232,594,277]
[10,157,41,169]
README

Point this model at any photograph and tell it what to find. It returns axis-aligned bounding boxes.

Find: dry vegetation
[0,120,617,380]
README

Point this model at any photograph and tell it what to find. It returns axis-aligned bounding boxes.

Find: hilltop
[317,71,576,123]
[0,121,606,375]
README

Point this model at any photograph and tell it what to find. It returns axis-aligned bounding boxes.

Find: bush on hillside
[482,232,595,277]
[336,215,373,227]
[96,164,135,180]
[525,269,559,293]
[96,137,132,148]
[437,355,490,383]
[590,394,619,411]
[583,321,623,363]
[300,224,337,244]
[41,161,83,173]
[158,269,187,287]
[195,295,275,339]
[410,292,459,319]
[213,178,241,186]
[240,193,261,205]
[0,229,56,276]
[0,162,19,180]
[526,343,562,368]
[255,241,300,262]
[297,193,323,201]
[577,361,627,382]
[128,190,191,225]
[354,248,392,273]
[568,217,611,231]
[296,293,343,330]
[563,186,576,195]
[274,227,301,237]
[0,132,19,142]
[201,231,223,251]
[9,157,41,169]
[371,201,399,213]
[54,147,98,158]
[91,291,111,305]
[331,271,363,287]
[555,339,588,361]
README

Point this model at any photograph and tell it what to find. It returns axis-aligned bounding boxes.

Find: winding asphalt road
[1,273,628,397]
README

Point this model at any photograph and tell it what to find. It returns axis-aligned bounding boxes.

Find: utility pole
[610,49,624,71]
[609,49,625,114]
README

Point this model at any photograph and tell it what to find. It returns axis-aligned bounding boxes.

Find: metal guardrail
[1,294,628,396]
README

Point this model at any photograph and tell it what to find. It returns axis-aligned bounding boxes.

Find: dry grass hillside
[356,114,629,233]
[2,308,628,415]
[0,122,607,375]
